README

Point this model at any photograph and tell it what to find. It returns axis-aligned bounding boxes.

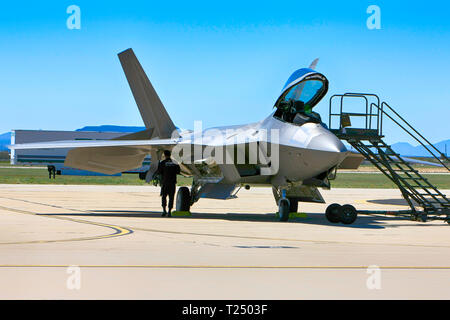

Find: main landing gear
[325,203,358,224]
[176,186,191,212]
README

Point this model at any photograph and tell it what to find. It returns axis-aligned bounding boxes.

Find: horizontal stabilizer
[112,128,154,140]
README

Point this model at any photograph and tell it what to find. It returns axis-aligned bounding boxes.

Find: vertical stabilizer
[118,48,177,138]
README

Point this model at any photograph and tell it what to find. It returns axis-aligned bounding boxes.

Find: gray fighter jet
[9,49,362,222]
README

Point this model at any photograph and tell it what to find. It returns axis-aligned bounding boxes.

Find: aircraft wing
[8,138,178,175]
[8,138,177,150]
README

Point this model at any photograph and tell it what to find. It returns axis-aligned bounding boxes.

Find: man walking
[155,150,180,217]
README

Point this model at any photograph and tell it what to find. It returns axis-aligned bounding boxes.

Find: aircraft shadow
[36,209,441,229]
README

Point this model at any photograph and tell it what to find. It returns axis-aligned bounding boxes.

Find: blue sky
[1,0,449,145]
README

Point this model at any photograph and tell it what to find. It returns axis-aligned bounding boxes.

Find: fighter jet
[9,49,362,222]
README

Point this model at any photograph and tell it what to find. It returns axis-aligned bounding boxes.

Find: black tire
[339,204,358,224]
[139,171,147,180]
[325,203,341,223]
[278,199,290,222]
[288,198,298,213]
[176,187,191,212]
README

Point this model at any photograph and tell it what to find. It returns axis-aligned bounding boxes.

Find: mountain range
[1,126,448,157]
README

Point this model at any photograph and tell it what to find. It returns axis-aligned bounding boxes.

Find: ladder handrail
[371,101,449,170]
[381,101,450,168]
[329,93,382,132]
[329,92,449,171]
[329,94,370,130]
[344,93,381,133]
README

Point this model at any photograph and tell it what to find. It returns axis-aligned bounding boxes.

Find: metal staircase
[329,93,449,223]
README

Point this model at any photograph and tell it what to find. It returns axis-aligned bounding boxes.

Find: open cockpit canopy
[274,68,328,125]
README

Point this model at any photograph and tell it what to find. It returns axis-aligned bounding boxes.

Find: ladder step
[422,197,448,202]
[408,187,435,192]
[417,190,447,195]
[410,185,434,188]
[420,201,448,206]
[425,201,450,205]
[423,205,448,209]
[399,178,427,182]
[393,169,418,173]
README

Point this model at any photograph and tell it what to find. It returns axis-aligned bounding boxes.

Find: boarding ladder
[329,93,450,223]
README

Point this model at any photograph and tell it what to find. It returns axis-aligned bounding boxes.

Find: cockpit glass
[274,78,327,126]
[281,79,324,107]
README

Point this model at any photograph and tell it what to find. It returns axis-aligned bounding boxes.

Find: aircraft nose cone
[307,133,347,153]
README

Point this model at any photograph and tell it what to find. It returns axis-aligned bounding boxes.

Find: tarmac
[0,184,449,299]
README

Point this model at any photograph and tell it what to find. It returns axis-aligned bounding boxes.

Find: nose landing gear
[325,203,358,224]
[278,198,290,222]
[277,189,301,222]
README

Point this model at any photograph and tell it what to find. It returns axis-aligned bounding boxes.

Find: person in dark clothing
[47,165,56,179]
[155,150,180,217]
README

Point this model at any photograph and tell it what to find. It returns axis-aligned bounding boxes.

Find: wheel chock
[171,211,191,217]
[275,212,307,219]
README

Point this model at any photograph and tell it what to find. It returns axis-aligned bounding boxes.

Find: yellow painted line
[0,205,133,245]
[0,265,449,270]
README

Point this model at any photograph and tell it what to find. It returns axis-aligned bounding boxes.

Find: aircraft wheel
[288,198,298,213]
[339,204,358,224]
[139,171,147,180]
[325,203,341,223]
[278,199,290,222]
[176,187,191,212]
